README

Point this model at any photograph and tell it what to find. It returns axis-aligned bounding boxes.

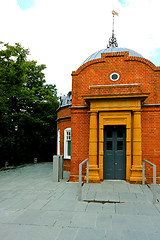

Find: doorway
[103,125,126,180]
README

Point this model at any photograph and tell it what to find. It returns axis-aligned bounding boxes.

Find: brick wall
[57,106,71,171]
[58,51,160,182]
[141,107,160,183]
[69,108,90,181]
[72,53,159,106]
[57,106,71,119]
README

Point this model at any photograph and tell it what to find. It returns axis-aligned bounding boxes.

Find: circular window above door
[110,72,120,81]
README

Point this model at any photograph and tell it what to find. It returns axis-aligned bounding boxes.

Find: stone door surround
[83,94,149,183]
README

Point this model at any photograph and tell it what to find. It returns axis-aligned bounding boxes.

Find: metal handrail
[142,159,157,204]
[78,158,89,201]
[79,158,89,184]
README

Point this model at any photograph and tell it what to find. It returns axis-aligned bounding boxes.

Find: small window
[64,128,71,159]
[106,141,112,151]
[107,130,112,138]
[110,72,120,81]
[117,141,123,150]
[117,129,123,138]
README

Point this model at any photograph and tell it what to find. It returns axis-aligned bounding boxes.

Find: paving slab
[58,192,77,201]
[84,191,96,201]
[119,192,137,202]
[128,184,143,193]
[73,201,88,212]
[104,192,120,202]
[95,213,112,230]
[122,230,148,240]
[155,203,160,212]
[0,198,23,209]
[101,182,114,193]
[113,182,130,193]
[143,215,160,233]
[0,209,16,221]
[74,228,107,240]
[147,232,160,240]
[11,209,57,226]
[135,193,153,203]
[94,192,110,201]
[0,162,160,240]
[105,230,123,240]
[115,203,138,215]
[124,215,157,233]
[89,184,102,192]
[70,212,97,228]
[135,203,160,215]
[7,198,35,211]
[27,199,50,210]
[56,227,78,240]
[42,199,67,211]
[86,202,103,213]
[0,209,26,224]
[60,200,78,212]
[5,225,61,240]
[0,224,21,240]
[102,203,116,214]
[54,211,73,227]
[111,214,130,231]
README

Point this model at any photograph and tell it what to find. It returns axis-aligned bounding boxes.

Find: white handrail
[79,158,89,184]
[78,158,89,201]
[142,159,157,204]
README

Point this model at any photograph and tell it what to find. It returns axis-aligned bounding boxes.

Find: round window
[110,72,120,81]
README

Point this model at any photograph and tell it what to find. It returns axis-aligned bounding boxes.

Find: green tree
[0,42,59,167]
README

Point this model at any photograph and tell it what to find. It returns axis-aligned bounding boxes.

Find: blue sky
[118,0,130,7]
[117,0,160,66]
[149,48,160,66]
[1,0,160,95]
[17,0,34,11]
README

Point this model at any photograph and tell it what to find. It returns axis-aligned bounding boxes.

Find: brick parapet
[57,106,71,119]
[72,53,159,106]
[72,51,160,76]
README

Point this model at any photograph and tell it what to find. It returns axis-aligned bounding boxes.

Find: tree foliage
[0,42,59,167]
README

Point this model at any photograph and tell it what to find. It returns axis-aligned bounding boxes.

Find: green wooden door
[103,125,126,180]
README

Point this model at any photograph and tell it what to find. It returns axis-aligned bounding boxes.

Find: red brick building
[57,37,160,183]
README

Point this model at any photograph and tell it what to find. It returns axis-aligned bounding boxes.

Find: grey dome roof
[81,47,143,66]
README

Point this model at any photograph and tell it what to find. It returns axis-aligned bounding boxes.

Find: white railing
[78,158,89,201]
[142,159,157,204]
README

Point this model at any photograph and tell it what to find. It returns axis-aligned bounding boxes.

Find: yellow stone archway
[99,111,131,181]
[83,94,149,183]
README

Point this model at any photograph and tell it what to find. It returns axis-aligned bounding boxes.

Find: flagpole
[112,13,115,40]
[107,10,118,48]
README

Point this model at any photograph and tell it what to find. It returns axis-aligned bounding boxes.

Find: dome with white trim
[81,47,143,66]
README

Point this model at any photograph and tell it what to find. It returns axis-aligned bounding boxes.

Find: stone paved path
[0,163,160,240]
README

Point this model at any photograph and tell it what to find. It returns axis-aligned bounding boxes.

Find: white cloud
[116,0,160,56]
[0,0,160,95]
